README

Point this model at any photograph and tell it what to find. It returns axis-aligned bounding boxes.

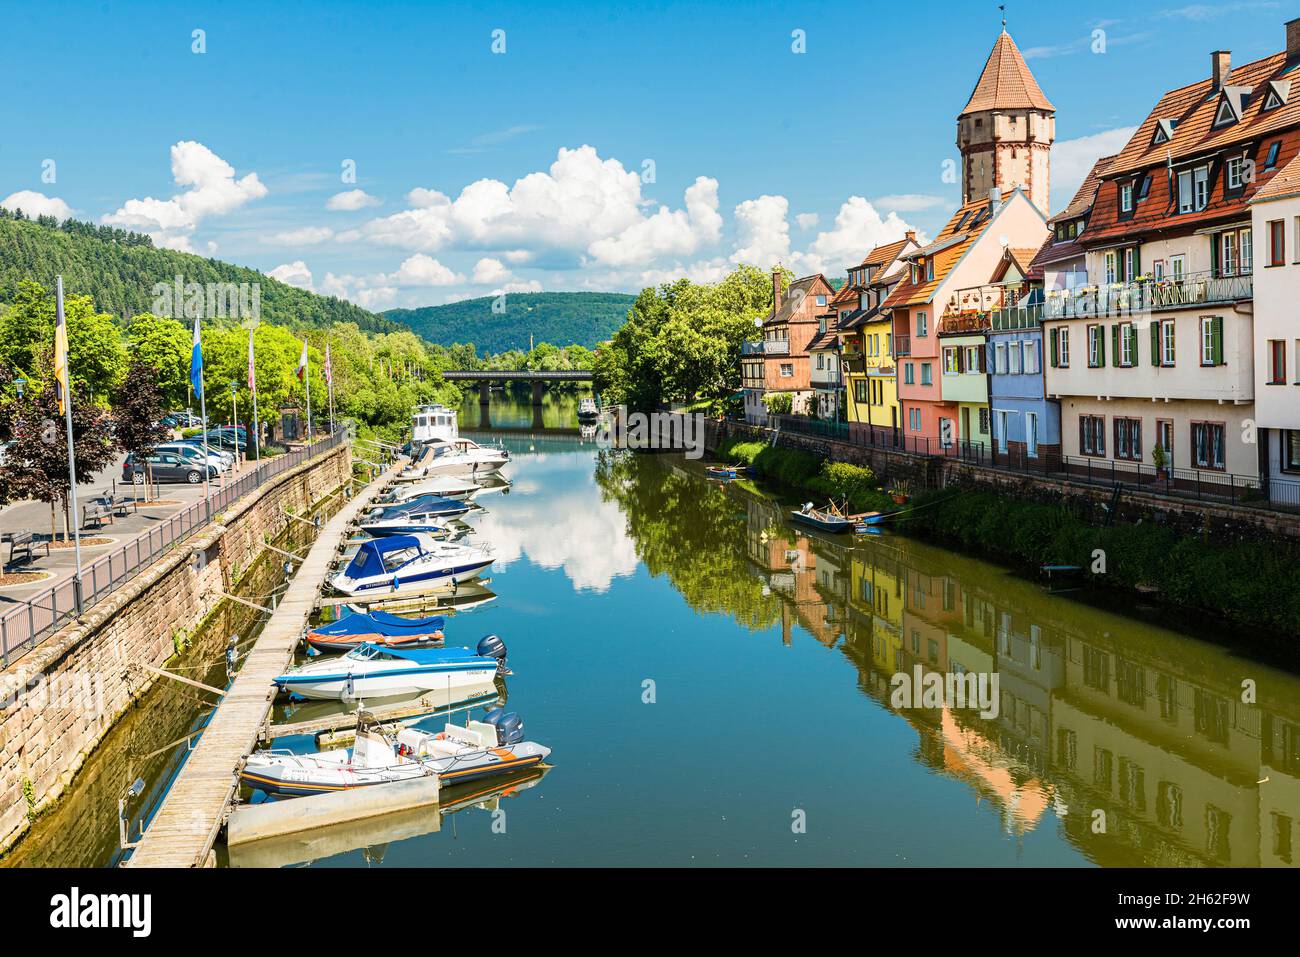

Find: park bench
[82,499,115,529]
[102,491,138,518]
[3,531,50,571]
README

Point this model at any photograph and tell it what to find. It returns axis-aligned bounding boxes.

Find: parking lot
[0,449,249,606]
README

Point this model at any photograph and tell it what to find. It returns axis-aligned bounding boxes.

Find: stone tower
[956,29,1056,215]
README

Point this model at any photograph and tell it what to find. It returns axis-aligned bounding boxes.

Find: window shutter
[1150,321,1160,366]
[1098,326,1106,366]
[1050,328,1059,367]
[1111,324,1120,366]
[1079,417,1087,454]
[1212,316,1224,365]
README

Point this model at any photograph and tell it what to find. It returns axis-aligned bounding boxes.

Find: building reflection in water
[601,452,1300,868]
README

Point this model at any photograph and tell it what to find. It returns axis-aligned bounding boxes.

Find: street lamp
[13,377,25,399]
[228,380,240,470]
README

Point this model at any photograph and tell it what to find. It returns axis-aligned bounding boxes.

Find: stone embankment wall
[0,444,351,854]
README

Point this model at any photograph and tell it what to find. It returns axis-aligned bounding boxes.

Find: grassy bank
[716,438,893,513]
[901,487,1300,637]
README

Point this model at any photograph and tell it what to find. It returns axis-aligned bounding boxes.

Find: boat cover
[353,641,485,664]
[345,535,423,579]
[309,611,446,638]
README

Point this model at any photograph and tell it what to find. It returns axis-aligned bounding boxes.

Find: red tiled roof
[1252,149,1300,202]
[960,30,1056,116]
[881,199,988,309]
[1047,154,1115,225]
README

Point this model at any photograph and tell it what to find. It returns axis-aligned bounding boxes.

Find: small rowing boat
[240,708,550,797]
[706,464,751,480]
[304,610,446,654]
[789,502,855,534]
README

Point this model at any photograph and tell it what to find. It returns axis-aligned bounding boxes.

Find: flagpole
[192,317,211,512]
[249,327,261,464]
[326,341,336,436]
[55,277,84,613]
[305,348,313,445]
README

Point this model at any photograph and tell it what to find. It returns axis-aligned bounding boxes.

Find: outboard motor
[476,634,508,675]
[482,708,525,746]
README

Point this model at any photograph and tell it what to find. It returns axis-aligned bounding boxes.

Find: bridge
[443,369,595,428]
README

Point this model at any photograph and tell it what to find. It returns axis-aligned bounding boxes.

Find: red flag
[295,339,308,381]
[324,341,333,385]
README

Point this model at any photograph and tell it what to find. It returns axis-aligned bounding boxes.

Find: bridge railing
[441,369,595,381]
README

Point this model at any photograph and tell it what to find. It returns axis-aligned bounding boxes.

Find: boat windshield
[380,545,422,571]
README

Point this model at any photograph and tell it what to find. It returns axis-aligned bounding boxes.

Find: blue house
[987,250,1060,463]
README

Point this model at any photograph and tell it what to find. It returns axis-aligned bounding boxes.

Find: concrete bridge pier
[478,380,492,429]
[530,380,545,429]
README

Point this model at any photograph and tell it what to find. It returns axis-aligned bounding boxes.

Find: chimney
[1288,18,1300,60]
[1212,50,1231,91]
[989,186,1002,210]
[772,267,783,311]
[905,230,917,242]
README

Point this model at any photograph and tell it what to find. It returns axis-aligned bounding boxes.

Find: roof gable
[960,30,1056,116]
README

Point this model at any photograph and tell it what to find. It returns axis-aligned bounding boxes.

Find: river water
[12,391,1300,867]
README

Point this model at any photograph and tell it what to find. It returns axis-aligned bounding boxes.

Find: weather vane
[999,4,1006,29]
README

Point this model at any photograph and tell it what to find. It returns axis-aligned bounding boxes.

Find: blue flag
[190,317,203,397]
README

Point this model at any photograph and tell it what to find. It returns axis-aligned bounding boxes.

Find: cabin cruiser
[357,495,472,537]
[577,396,599,421]
[304,611,446,653]
[240,708,550,796]
[378,475,482,504]
[400,437,509,479]
[411,404,460,445]
[330,533,494,596]
[273,636,507,701]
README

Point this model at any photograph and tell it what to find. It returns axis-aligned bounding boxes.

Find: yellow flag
[53,300,70,416]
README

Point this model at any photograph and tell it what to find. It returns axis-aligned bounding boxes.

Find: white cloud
[795,212,819,230]
[794,196,919,275]
[587,176,722,266]
[730,195,791,268]
[472,257,513,285]
[1,190,73,220]
[1051,127,1138,214]
[268,226,334,245]
[874,193,949,212]
[384,253,464,287]
[326,189,381,211]
[268,260,314,290]
[102,140,267,251]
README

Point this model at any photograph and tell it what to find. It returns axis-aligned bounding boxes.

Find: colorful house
[1042,24,1300,477]
[758,270,834,418]
[839,235,920,434]
[884,27,1052,452]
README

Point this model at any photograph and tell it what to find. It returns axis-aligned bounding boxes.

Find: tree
[0,280,127,401]
[126,313,191,409]
[113,362,171,500]
[2,366,117,540]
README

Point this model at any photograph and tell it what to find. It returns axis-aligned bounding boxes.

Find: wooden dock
[125,461,403,868]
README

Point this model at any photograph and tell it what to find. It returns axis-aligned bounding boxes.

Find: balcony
[1044,271,1253,320]
[991,304,1044,331]
[741,341,764,356]
[939,312,991,335]
[763,339,790,355]
[943,281,1025,319]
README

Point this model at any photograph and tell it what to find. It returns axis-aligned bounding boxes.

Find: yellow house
[839,234,921,434]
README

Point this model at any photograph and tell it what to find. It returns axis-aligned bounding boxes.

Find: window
[1269,220,1286,266]
[1226,155,1246,190]
[979,407,990,436]
[1008,340,1022,374]
[1170,254,1186,281]
[815,295,827,306]
[1177,166,1209,213]
[1104,250,1118,284]
[1268,339,1287,384]
[916,311,928,337]
[994,342,1007,374]
[1200,316,1224,366]
[925,260,935,282]
[943,346,961,374]
[964,345,982,373]
[1266,141,1282,169]
[1156,419,1174,464]
[1284,430,1300,472]
[909,407,922,431]
[1059,327,1070,367]
[1191,421,1226,470]
[816,353,824,370]
[1080,414,1106,456]
[920,363,932,386]
[1026,411,1039,457]
[1241,228,1253,273]
[1120,182,1133,212]
[1137,175,1152,201]
[780,363,793,377]
[1088,324,1105,367]
[1160,320,1176,366]
[904,363,915,385]
[1023,340,1039,374]
[1220,231,1239,276]
[1114,417,1143,461]
[1119,322,1137,367]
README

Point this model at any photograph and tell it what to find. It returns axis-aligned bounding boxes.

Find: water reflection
[596,451,1300,868]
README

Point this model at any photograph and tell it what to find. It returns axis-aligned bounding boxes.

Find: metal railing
[1044,271,1253,320]
[0,429,347,666]
[763,339,791,355]
[991,304,1044,331]
[741,341,765,356]
[894,335,911,357]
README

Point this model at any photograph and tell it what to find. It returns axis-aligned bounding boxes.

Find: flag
[247,327,256,394]
[189,317,204,397]
[53,295,70,415]
[323,341,333,385]
[295,339,308,381]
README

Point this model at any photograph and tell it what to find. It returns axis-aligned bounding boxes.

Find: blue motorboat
[273,636,508,701]
[305,610,447,653]
[359,494,472,536]
[331,533,494,596]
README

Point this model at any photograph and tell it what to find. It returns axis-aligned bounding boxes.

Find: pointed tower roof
[960,30,1056,116]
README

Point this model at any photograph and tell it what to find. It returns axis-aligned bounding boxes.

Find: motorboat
[304,610,446,654]
[330,533,494,596]
[577,396,599,421]
[239,707,550,797]
[411,404,460,445]
[378,476,482,504]
[357,495,472,537]
[399,437,509,479]
[273,636,508,701]
[789,502,855,535]
[344,581,499,616]
[706,464,753,480]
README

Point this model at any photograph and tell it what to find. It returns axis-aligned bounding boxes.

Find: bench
[82,499,115,529]
[103,492,138,518]
[3,531,50,570]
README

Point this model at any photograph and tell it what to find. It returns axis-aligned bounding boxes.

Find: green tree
[126,313,191,408]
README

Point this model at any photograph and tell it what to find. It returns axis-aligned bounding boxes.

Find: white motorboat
[273,636,507,701]
[240,708,550,796]
[330,533,494,596]
[379,476,482,504]
[411,404,460,444]
[578,396,599,420]
[400,437,509,479]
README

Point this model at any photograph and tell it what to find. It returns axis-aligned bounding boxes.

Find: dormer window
[1120,182,1134,213]
[1213,85,1252,127]
[1263,79,1290,111]
[1137,174,1152,201]
[925,259,935,282]
[1177,165,1209,214]
[1265,141,1281,169]
[1152,118,1177,146]
[1226,155,1248,191]
[1213,97,1237,127]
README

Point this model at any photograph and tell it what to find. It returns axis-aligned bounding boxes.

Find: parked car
[201,428,248,453]
[123,451,218,485]
[174,438,234,466]
[153,442,230,472]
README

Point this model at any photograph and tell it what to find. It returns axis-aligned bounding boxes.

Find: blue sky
[2,0,1292,311]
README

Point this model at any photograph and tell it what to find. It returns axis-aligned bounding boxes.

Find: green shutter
[1111,324,1120,366]
[1150,321,1160,366]
[1050,328,1060,367]
[1212,316,1224,365]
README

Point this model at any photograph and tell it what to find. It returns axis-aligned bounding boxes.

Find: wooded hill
[386,291,636,352]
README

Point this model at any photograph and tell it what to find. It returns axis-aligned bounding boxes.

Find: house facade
[1249,151,1300,502]
[1043,27,1300,478]
[760,271,833,417]
[840,236,917,433]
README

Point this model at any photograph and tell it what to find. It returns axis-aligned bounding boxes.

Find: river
[11,390,1300,867]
